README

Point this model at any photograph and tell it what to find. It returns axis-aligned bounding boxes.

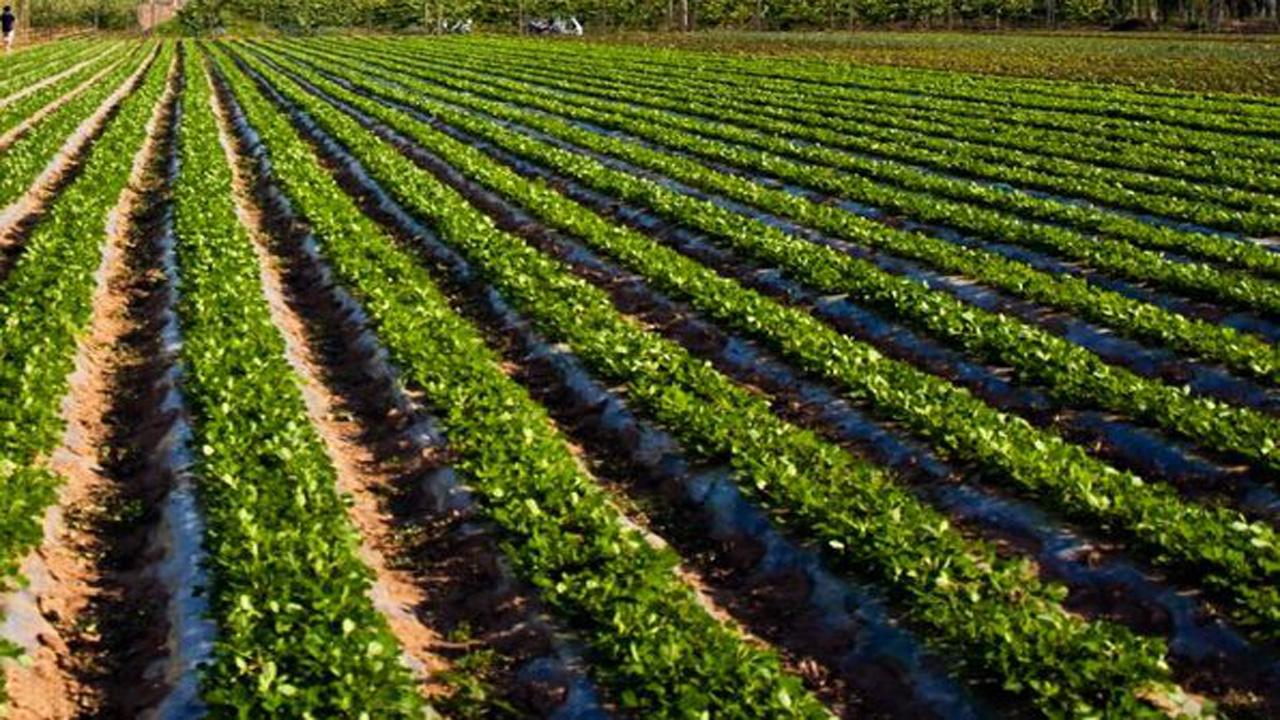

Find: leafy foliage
[3,32,1276,717]
[0,43,142,214]
[26,0,137,29]
[333,37,1280,384]
[228,38,1194,716]
[172,44,424,715]
[299,37,1280,461]
[207,40,828,719]
[0,41,167,706]
[280,37,1280,642]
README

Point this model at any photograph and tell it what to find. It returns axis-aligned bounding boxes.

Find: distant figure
[526,16,583,36]
[438,17,471,34]
[2,6,15,54]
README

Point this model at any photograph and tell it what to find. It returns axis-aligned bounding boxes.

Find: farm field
[0,34,1278,719]
[602,30,1280,95]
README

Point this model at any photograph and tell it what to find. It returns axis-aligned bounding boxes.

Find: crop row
[206,42,831,719]
[464,39,1280,188]
[172,47,427,715]
[295,41,1280,391]
[479,48,1280,196]
[337,39,1280,314]
[0,41,167,707]
[228,41,1197,717]
[0,39,103,99]
[252,41,1280,645]
[366,38,1280,232]
[670,43,1280,125]
[276,39,1280,467]
[0,39,108,96]
[0,43,127,140]
[459,38,1280,165]
[0,46,146,213]
[494,38,1280,139]
[393,40,1280,259]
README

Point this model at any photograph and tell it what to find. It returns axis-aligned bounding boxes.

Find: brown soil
[557,438,751,636]
[1,52,180,719]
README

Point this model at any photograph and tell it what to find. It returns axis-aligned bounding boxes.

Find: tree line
[17,0,136,29]
[189,0,1276,33]
[16,0,1275,36]
[507,0,1275,28]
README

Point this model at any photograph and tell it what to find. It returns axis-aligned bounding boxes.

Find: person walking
[2,6,15,54]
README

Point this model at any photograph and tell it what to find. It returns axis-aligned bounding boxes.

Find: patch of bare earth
[2,54,179,719]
